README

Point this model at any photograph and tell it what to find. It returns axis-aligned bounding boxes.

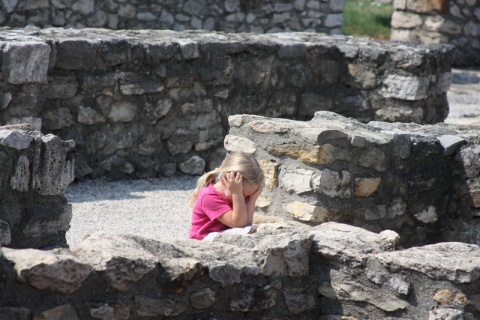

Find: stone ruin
[0,0,345,34]
[2,25,480,318]
[0,124,74,249]
[2,111,480,318]
[0,27,454,179]
[391,0,480,66]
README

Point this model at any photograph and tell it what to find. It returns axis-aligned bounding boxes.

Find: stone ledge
[1,222,479,319]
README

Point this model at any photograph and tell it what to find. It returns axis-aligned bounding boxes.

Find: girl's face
[223,180,259,201]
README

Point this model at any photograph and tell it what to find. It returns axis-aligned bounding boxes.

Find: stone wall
[227,112,480,248]
[1,222,479,319]
[0,125,74,249]
[391,0,480,66]
[0,0,345,34]
[0,28,454,179]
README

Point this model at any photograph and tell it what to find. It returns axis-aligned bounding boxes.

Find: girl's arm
[245,181,264,225]
[216,172,248,228]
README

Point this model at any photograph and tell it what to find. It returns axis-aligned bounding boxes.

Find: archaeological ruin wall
[0,124,74,249]
[0,27,454,179]
[0,0,345,35]
[391,0,480,66]
[226,112,480,248]
[1,221,480,319]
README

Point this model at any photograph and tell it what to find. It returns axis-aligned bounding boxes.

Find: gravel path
[65,67,480,248]
[65,176,197,248]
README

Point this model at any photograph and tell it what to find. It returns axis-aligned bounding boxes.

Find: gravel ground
[65,67,480,248]
[65,176,197,247]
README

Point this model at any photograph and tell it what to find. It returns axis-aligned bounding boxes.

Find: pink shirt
[189,184,232,240]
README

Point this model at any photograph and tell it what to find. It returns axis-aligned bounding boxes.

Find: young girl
[188,152,264,240]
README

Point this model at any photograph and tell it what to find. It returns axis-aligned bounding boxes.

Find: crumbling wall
[0,125,75,249]
[0,28,454,179]
[1,222,479,319]
[227,112,480,248]
[391,0,480,66]
[0,0,345,34]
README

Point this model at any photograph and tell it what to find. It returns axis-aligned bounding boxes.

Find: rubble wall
[0,125,75,249]
[1,222,479,319]
[0,0,346,34]
[0,28,454,179]
[227,112,480,248]
[391,0,480,66]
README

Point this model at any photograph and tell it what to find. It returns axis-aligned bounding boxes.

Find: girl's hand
[223,171,243,195]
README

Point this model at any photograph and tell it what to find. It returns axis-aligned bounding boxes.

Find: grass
[342,0,394,40]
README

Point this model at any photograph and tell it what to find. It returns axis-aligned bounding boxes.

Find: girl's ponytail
[188,169,219,209]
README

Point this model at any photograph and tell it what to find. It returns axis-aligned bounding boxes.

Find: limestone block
[284,201,328,222]
[358,148,387,172]
[190,288,216,309]
[429,308,469,319]
[329,0,346,12]
[312,169,351,198]
[259,159,279,192]
[372,242,480,283]
[2,248,92,293]
[77,106,106,125]
[72,233,158,292]
[229,286,278,311]
[33,304,78,320]
[0,91,12,109]
[180,100,213,114]
[437,135,466,155]
[281,169,314,194]
[2,41,50,84]
[324,14,343,28]
[347,63,377,89]
[252,232,313,276]
[391,11,423,29]
[119,82,164,95]
[225,0,239,12]
[135,296,186,317]
[414,205,438,223]
[224,135,256,154]
[425,16,462,35]
[284,288,316,314]
[464,21,480,37]
[107,101,136,122]
[178,156,206,176]
[249,120,293,133]
[42,107,75,130]
[311,222,399,266]
[464,178,480,208]
[404,0,445,13]
[55,39,97,70]
[0,219,11,246]
[32,134,75,196]
[321,269,408,312]
[10,155,30,192]
[433,289,469,306]
[354,178,381,197]
[390,29,417,42]
[45,76,77,99]
[177,39,200,59]
[0,130,33,150]
[380,74,430,101]
[455,146,480,178]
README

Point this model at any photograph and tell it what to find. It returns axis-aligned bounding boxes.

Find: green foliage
[342,0,394,40]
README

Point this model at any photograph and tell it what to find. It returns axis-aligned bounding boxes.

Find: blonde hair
[188,152,264,209]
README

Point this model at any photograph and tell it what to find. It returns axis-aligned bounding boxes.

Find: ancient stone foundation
[0,0,345,34]
[0,124,74,249]
[391,0,480,66]
[0,27,454,179]
[227,112,480,248]
[1,222,479,319]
